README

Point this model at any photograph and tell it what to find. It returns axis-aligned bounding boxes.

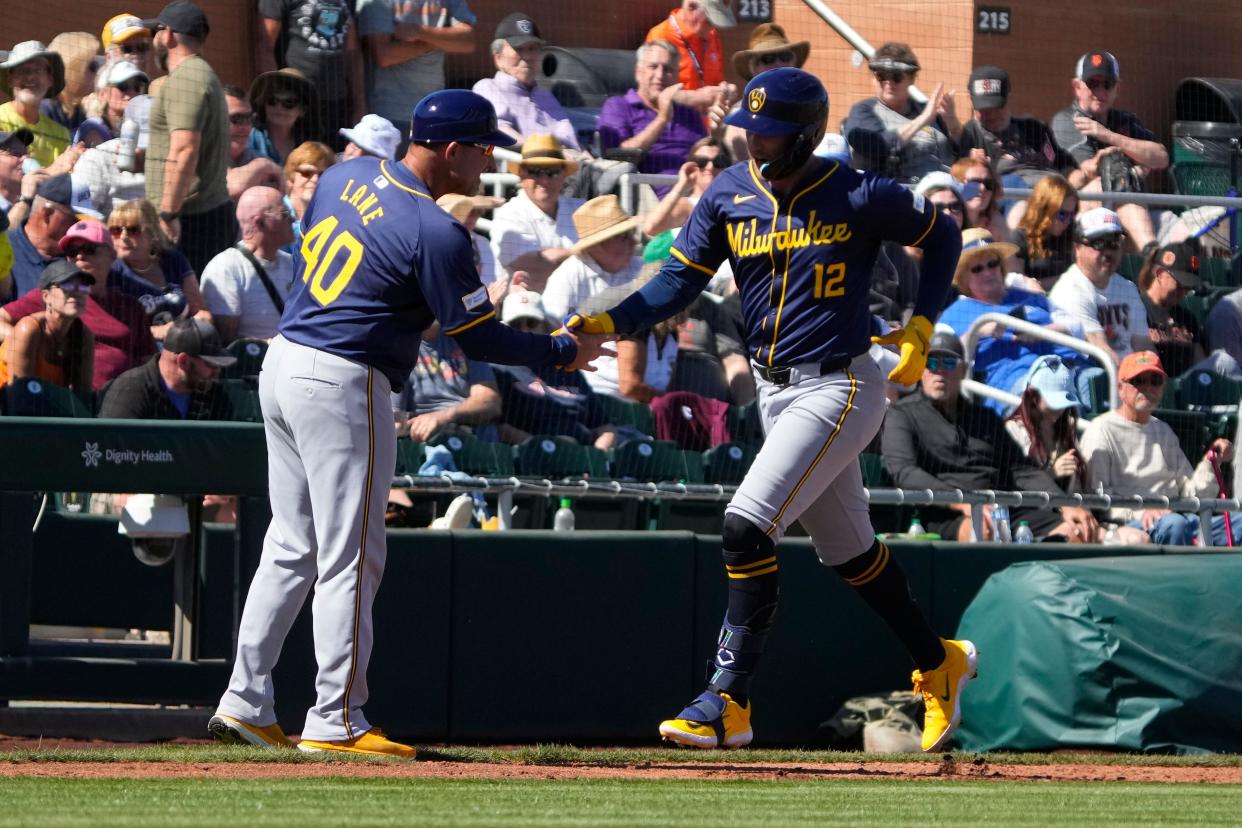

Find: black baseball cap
[38,258,96,289]
[1076,50,1119,83]
[968,65,1009,109]
[928,330,965,358]
[163,318,236,367]
[494,12,544,49]
[142,0,210,40]
[35,173,74,208]
[0,126,33,151]
[1152,242,1202,289]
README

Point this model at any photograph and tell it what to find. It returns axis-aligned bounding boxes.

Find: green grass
[0,777,1239,827]
[3,743,1242,767]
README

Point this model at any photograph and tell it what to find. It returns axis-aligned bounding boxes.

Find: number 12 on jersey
[300,216,364,306]
[813,262,846,299]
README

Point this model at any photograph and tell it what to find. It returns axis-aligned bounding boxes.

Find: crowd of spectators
[1,3,1240,540]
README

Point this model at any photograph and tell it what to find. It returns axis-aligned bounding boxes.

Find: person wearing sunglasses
[101,14,156,79]
[950,156,1017,259]
[1048,207,1154,365]
[1081,350,1241,547]
[0,258,94,392]
[642,136,732,237]
[1050,51,1166,252]
[0,40,73,168]
[1013,173,1078,291]
[842,41,960,184]
[644,0,738,114]
[1138,242,1206,377]
[939,227,1100,416]
[93,59,150,137]
[246,68,322,165]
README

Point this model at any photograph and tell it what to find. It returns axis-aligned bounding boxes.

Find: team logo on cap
[517,19,534,33]
[748,88,766,113]
[1161,250,1177,267]
[972,79,1002,96]
[1091,54,1104,67]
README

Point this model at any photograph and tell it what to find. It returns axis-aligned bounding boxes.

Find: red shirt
[4,286,155,390]
[646,10,725,91]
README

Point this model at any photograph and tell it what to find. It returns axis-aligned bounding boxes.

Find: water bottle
[993,504,1012,544]
[553,497,575,531]
[116,118,139,172]
[1014,520,1034,544]
[906,513,926,538]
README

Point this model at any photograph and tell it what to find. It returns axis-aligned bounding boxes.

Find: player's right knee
[721,513,775,569]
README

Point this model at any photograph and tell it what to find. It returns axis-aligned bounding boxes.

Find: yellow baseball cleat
[912,638,979,752]
[659,691,753,749]
[296,728,416,758]
[207,713,295,749]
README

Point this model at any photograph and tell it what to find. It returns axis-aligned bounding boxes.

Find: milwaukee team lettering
[726,212,852,257]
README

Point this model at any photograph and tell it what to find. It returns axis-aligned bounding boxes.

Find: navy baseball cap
[35,173,74,207]
[142,0,210,39]
[163,318,236,367]
[724,67,828,136]
[1076,51,1119,83]
[409,89,516,147]
[0,126,33,151]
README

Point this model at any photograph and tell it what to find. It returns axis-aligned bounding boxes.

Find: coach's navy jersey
[663,158,942,367]
[279,157,495,387]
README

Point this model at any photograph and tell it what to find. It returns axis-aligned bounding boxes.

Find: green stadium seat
[611,440,699,483]
[860,452,893,487]
[702,442,756,485]
[2,378,93,418]
[428,432,515,477]
[1154,409,1212,463]
[592,393,655,436]
[1118,254,1145,282]
[1200,257,1233,289]
[220,378,263,422]
[221,338,268,379]
[1173,369,1242,414]
[516,435,608,478]
[395,438,424,475]
[1181,292,1212,329]
[726,400,764,447]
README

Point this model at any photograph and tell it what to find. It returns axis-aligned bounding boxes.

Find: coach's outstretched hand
[872,315,933,385]
[557,330,615,372]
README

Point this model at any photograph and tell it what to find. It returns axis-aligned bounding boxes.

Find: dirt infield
[2,737,1240,783]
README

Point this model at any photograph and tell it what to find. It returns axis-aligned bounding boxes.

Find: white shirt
[74,140,146,217]
[1048,263,1149,358]
[200,245,295,340]
[489,190,583,281]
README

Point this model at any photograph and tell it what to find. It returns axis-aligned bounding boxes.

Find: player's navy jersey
[279,157,495,387]
[666,158,942,367]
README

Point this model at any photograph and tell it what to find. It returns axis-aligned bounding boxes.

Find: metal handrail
[1001,187,1242,210]
[961,312,1119,410]
[799,0,927,105]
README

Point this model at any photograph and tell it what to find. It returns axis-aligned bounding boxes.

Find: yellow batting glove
[555,311,616,336]
[871,314,933,386]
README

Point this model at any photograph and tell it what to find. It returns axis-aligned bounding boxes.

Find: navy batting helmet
[409,89,517,147]
[724,67,828,179]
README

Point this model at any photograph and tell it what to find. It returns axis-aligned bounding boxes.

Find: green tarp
[957,555,1242,754]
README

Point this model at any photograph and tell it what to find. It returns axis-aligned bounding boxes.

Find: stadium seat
[516,435,608,478]
[1118,254,1145,282]
[592,393,655,437]
[726,400,764,447]
[395,438,424,475]
[428,432,515,477]
[611,439,700,483]
[221,338,268,379]
[860,452,894,488]
[220,378,263,422]
[1173,369,1242,413]
[1154,409,1212,462]
[1200,257,1232,289]
[2,378,92,418]
[702,442,756,485]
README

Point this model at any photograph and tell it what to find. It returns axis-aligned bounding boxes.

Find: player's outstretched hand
[558,331,615,372]
[871,315,933,385]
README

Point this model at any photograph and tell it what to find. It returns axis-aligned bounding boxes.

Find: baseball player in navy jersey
[208,90,609,758]
[569,68,978,752]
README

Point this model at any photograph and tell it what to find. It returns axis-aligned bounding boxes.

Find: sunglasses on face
[115,80,148,96]
[875,70,908,84]
[1083,236,1122,252]
[55,281,92,294]
[108,224,142,237]
[268,95,301,110]
[756,51,795,67]
[1127,374,1164,388]
[229,112,254,126]
[1054,209,1076,222]
[937,201,964,214]
[1086,78,1117,92]
[0,144,28,158]
[927,355,961,372]
[967,177,995,191]
[121,40,152,55]
[692,155,727,170]
[970,258,1001,274]
[523,166,563,178]
[463,142,495,157]
[66,243,101,257]
[295,165,324,178]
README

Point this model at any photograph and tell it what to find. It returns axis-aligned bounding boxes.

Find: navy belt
[753,355,851,386]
